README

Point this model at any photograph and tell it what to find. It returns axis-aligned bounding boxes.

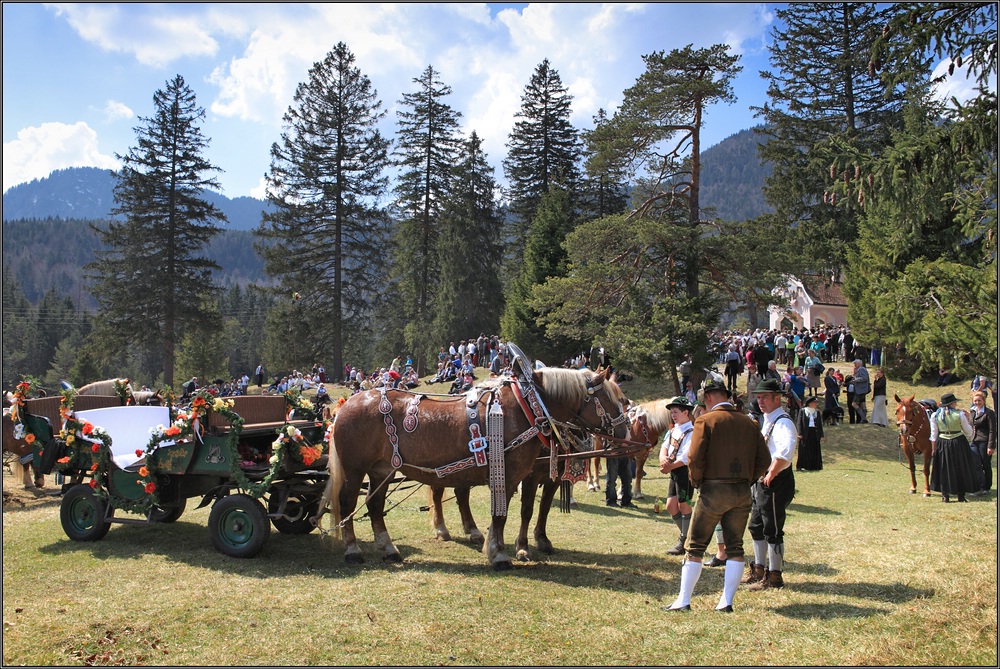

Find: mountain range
[2,126,772,305]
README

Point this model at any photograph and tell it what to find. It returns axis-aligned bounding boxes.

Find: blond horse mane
[535,367,623,406]
[632,399,673,434]
[77,378,130,396]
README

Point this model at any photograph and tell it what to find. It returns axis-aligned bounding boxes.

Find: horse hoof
[469,530,485,546]
[493,559,514,571]
[516,549,530,562]
[383,552,403,564]
[345,553,364,565]
[435,530,452,542]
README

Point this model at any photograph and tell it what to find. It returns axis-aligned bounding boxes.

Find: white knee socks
[768,543,784,572]
[717,559,744,609]
[670,559,703,609]
[753,539,767,566]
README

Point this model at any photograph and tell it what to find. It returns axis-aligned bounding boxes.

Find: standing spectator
[795,396,824,471]
[774,331,788,365]
[255,363,265,389]
[844,372,857,424]
[870,368,889,427]
[660,396,696,556]
[746,378,798,591]
[803,350,823,397]
[606,449,636,509]
[724,344,742,394]
[968,391,997,496]
[663,379,770,613]
[678,355,692,392]
[824,367,842,418]
[929,393,978,503]
[851,359,871,424]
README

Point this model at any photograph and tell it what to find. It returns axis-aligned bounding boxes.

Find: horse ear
[894,393,901,402]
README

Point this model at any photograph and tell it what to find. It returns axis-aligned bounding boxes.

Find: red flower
[88,479,98,489]
[144,482,157,494]
[91,443,101,453]
[57,456,70,464]
[90,463,99,472]
[135,449,144,457]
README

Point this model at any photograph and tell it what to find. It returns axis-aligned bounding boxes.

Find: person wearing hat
[851,359,871,423]
[929,393,978,502]
[664,378,770,613]
[795,395,824,471]
[659,396,696,556]
[744,377,798,591]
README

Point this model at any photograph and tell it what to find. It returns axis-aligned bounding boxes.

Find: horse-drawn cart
[8,384,330,558]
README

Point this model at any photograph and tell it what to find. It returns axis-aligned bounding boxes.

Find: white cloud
[2,122,119,193]
[930,56,996,106]
[249,175,269,201]
[50,3,222,67]
[104,99,134,122]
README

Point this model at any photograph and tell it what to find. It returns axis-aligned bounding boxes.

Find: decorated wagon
[6,382,333,558]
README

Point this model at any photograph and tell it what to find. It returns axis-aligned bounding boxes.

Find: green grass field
[3,363,996,666]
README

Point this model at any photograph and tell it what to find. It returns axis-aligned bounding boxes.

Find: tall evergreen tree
[754,2,909,270]
[431,132,505,354]
[2,267,35,388]
[88,74,226,388]
[258,42,391,381]
[580,108,630,221]
[500,186,579,364]
[503,59,581,256]
[391,65,463,373]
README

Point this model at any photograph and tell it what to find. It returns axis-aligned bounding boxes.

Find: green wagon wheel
[208,494,269,558]
[60,484,113,541]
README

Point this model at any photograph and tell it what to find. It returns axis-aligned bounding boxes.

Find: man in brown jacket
[664,379,771,613]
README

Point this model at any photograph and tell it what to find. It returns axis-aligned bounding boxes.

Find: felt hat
[665,395,694,411]
[752,378,783,394]
[702,378,730,396]
[803,395,819,406]
[940,392,959,406]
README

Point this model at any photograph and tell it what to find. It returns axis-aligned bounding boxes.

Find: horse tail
[10,457,28,488]
[318,422,344,540]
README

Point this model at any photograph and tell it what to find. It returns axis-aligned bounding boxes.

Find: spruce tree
[580,108,630,221]
[89,74,226,388]
[392,65,463,373]
[503,59,581,258]
[754,2,908,270]
[258,42,391,381]
[432,132,505,352]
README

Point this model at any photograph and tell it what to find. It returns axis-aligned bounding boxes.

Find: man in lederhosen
[745,378,797,590]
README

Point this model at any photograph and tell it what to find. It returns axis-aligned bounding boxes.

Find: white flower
[13,424,26,440]
[269,455,279,465]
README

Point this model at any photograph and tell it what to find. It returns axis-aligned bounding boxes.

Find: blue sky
[1,3,983,199]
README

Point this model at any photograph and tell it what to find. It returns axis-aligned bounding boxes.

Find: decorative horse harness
[374,371,626,517]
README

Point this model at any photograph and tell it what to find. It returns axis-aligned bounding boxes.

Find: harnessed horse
[894,394,934,496]
[320,365,629,570]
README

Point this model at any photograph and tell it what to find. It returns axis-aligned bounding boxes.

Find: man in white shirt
[746,378,798,590]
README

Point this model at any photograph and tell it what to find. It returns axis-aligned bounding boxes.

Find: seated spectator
[937,368,960,386]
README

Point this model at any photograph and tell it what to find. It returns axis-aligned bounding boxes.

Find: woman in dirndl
[929,392,979,502]
[869,368,889,427]
[795,395,824,471]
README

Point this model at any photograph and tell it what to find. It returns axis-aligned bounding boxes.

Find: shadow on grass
[771,602,890,619]
[790,579,934,603]
[788,502,841,515]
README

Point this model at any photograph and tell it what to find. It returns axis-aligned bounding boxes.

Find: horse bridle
[569,378,629,440]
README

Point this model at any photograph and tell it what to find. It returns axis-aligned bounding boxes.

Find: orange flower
[192,397,206,408]
[164,425,181,436]
[138,466,149,477]
[90,463,99,472]
[144,482,157,494]
[25,433,35,445]
[82,422,94,436]
[57,456,70,464]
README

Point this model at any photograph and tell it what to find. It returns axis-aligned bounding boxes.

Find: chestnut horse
[427,392,665,562]
[321,366,628,570]
[894,394,934,496]
[2,397,46,489]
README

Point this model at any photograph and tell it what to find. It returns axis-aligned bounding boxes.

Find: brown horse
[894,394,934,496]
[2,396,47,489]
[322,366,628,569]
[624,399,673,500]
[429,390,662,563]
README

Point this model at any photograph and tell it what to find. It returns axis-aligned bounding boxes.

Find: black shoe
[704,556,726,567]
[605,500,618,507]
[663,604,690,612]
[621,502,638,509]
[716,605,734,612]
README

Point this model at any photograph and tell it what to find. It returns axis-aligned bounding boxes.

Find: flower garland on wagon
[7,381,339,513]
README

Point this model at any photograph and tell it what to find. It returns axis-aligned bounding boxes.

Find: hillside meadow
[2,363,996,666]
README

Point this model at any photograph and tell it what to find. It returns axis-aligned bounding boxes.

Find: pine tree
[580,108,630,221]
[2,267,35,387]
[391,65,463,373]
[503,59,581,257]
[431,132,505,354]
[754,2,908,270]
[88,74,227,388]
[258,42,391,381]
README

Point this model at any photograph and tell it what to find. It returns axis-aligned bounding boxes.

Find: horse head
[532,366,629,441]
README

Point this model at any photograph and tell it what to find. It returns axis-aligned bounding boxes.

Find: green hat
[702,378,730,396]
[665,395,694,411]
[752,378,783,394]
